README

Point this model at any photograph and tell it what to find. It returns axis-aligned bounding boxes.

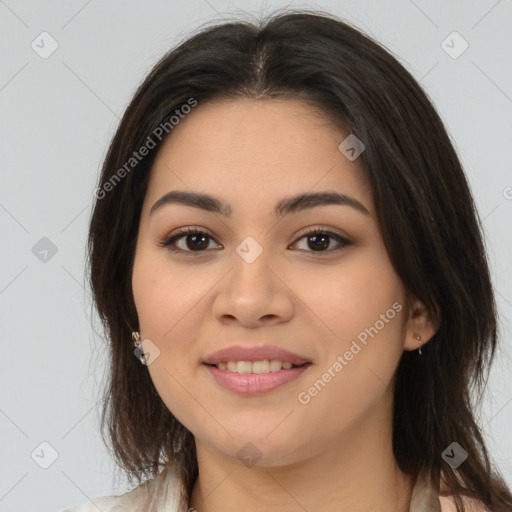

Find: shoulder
[59,494,125,512]
[439,493,490,512]
[438,471,491,512]
[61,464,186,512]
[60,486,150,512]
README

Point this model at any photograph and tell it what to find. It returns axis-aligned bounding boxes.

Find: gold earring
[132,331,147,365]
[415,333,422,356]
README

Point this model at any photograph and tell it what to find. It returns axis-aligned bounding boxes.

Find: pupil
[188,234,208,250]
[309,234,328,251]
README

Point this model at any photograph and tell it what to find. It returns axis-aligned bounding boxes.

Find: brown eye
[292,229,352,253]
[161,228,220,253]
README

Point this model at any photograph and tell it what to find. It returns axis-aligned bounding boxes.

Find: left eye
[160,228,352,254]
[293,229,352,253]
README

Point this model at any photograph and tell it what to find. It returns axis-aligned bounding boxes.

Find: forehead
[144,98,374,218]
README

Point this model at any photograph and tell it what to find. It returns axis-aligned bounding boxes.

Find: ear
[403,297,440,352]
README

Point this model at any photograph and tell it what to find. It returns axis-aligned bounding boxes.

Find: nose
[211,245,295,328]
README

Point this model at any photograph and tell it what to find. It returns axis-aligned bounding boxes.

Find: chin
[198,429,311,468]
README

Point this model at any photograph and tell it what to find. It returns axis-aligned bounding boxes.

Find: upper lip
[203,345,311,366]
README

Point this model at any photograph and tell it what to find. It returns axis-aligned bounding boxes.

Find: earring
[415,333,422,356]
[132,331,147,365]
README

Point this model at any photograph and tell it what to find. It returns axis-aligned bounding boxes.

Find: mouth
[202,344,312,395]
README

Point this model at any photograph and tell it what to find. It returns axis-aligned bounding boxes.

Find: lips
[205,363,311,395]
[203,345,311,366]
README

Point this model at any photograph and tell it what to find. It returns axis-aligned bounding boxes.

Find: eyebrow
[149,190,370,218]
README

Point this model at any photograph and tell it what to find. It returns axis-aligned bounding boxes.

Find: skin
[131,98,438,512]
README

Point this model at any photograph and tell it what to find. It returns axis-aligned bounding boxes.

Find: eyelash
[159,227,352,255]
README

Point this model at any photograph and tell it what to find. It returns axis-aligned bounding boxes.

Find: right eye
[159,227,221,253]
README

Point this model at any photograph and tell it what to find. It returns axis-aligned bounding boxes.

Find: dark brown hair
[87,8,512,511]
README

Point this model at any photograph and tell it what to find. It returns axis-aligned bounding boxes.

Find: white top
[60,463,489,512]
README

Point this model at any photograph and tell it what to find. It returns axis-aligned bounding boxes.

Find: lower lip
[203,363,312,395]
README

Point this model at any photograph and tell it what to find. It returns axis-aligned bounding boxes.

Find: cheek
[132,247,206,338]
[295,286,405,444]
[294,254,406,407]
[296,253,404,348]
[131,248,209,417]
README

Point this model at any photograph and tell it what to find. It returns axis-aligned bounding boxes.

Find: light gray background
[1,1,511,510]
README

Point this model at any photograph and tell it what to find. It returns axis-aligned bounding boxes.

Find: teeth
[269,359,283,372]
[214,360,297,373]
[237,361,252,374]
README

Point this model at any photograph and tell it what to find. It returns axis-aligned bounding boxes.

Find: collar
[409,470,441,511]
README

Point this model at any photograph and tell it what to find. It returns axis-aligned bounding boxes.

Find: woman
[66,9,512,512]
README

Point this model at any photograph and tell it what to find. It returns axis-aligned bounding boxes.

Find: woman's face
[132,98,433,466]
